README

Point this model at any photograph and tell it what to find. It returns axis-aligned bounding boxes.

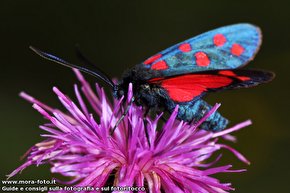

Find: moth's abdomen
[176,100,229,132]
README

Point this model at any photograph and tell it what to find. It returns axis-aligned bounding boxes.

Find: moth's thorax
[115,78,162,108]
[116,64,165,107]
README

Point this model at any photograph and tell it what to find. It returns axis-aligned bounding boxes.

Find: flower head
[9,69,251,192]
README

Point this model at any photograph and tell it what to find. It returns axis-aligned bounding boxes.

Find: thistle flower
[9,69,251,192]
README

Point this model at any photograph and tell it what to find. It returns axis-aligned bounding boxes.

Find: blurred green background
[1,0,289,192]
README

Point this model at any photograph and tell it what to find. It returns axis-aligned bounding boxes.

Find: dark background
[1,1,289,192]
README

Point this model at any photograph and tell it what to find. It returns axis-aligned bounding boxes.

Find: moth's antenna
[29,46,115,88]
[75,45,115,87]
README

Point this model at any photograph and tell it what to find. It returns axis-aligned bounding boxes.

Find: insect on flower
[30,23,274,132]
[8,74,252,192]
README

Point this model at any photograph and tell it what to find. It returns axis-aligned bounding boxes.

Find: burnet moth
[30,23,274,132]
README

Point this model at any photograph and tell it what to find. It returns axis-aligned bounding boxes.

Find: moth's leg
[160,115,167,122]
[142,107,151,147]
[143,107,150,117]
[110,97,135,135]
[144,108,167,122]
[152,107,167,122]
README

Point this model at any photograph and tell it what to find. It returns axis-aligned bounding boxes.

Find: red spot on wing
[218,70,236,76]
[165,89,203,102]
[151,60,168,70]
[160,74,233,102]
[218,70,251,81]
[179,43,192,52]
[148,77,164,83]
[195,52,210,67]
[144,54,162,65]
[213,34,226,47]
[231,44,244,56]
[237,76,250,81]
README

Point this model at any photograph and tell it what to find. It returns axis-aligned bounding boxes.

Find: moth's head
[113,84,126,99]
